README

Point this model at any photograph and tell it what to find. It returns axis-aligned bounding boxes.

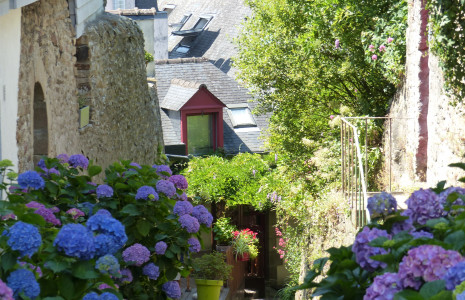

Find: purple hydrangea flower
[154,165,173,176]
[168,175,188,190]
[97,185,114,199]
[17,171,45,189]
[98,283,114,290]
[95,209,112,216]
[18,262,42,278]
[66,208,85,220]
[26,201,45,209]
[367,192,397,217]
[135,186,159,201]
[56,153,69,163]
[96,255,120,276]
[335,39,340,49]
[3,221,42,257]
[162,281,181,299]
[0,278,14,300]
[178,192,188,201]
[352,226,390,271]
[156,180,176,198]
[192,205,213,227]
[439,187,465,214]
[404,189,444,225]
[122,243,150,266]
[364,272,402,300]
[391,211,414,235]
[119,269,133,284]
[37,159,46,169]
[155,241,168,255]
[54,224,95,260]
[173,200,193,216]
[188,237,201,253]
[129,162,142,169]
[34,207,61,226]
[143,263,160,280]
[7,269,40,299]
[398,245,463,290]
[179,214,200,233]
[68,154,89,169]
[443,261,465,290]
[410,230,434,239]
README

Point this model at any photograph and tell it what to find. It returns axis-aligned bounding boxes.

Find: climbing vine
[428,0,465,100]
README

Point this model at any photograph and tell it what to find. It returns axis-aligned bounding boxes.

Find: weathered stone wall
[17,0,163,172]
[386,0,465,189]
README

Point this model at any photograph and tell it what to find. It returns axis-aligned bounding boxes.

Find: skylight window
[163,4,176,15]
[175,46,190,53]
[228,106,256,127]
[170,13,191,31]
[193,16,213,30]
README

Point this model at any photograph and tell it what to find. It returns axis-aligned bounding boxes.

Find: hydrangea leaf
[120,204,140,216]
[419,280,446,299]
[58,274,75,300]
[393,289,424,300]
[1,252,16,272]
[136,219,151,237]
[165,267,178,281]
[87,165,102,177]
[72,261,100,279]
[43,297,65,300]
[20,212,46,227]
[444,230,465,250]
[45,260,71,273]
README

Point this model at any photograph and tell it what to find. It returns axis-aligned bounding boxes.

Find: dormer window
[227,104,256,128]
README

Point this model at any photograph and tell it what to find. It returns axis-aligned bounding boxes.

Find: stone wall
[17,0,163,172]
[386,0,465,189]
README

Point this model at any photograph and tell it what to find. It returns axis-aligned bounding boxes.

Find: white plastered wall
[0,8,21,171]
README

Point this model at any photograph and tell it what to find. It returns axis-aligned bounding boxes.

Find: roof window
[193,15,213,30]
[227,105,256,128]
[170,13,191,31]
[163,4,176,15]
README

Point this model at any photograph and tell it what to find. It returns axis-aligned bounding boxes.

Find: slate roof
[155,58,269,154]
[157,0,251,77]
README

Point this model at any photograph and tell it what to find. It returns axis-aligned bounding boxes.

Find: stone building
[387,0,465,188]
[0,0,163,172]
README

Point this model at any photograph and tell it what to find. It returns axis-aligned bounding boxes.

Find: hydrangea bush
[295,170,465,300]
[0,156,212,299]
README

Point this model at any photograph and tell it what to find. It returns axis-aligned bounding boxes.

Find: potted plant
[192,252,233,300]
[231,228,259,261]
[213,217,238,247]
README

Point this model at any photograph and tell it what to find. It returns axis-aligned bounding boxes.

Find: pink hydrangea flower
[372,55,378,60]
[379,44,386,52]
[330,115,334,120]
[369,44,375,52]
[387,37,394,43]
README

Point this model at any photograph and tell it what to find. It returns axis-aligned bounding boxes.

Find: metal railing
[341,117,394,227]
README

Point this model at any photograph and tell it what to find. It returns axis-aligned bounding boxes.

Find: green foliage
[234,0,407,159]
[183,153,275,210]
[191,252,232,281]
[428,0,465,100]
[212,217,237,245]
[144,51,154,65]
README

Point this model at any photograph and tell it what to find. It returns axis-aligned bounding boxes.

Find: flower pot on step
[195,279,223,300]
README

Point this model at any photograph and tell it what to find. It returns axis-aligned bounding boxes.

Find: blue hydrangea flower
[155,241,168,255]
[17,171,45,189]
[80,202,95,215]
[0,278,14,300]
[54,224,95,260]
[352,226,390,272]
[179,214,200,233]
[3,221,42,257]
[135,186,159,201]
[68,154,89,169]
[94,234,121,257]
[173,200,193,216]
[162,281,181,299]
[95,209,112,216]
[188,237,201,253]
[367,192,397,217]
[404,188,444,225]
[364,272,402,300]
[399,245,463,290]
[410,230,434,239]
[96,255,120,276]
[37,159,46,169]
[156,180,176,198]
[100,292,119,300]
[391,211,414,234]
[177,192,188,201]
[122,243,150,266]
[143,263,160,280]
[192,205,213,227]
[86,213,127,251]
[443,261,465,290]
[129,162,142,169]
[97,185,114,199]
[7,269,40,299]
[168,175,188,190]
[153,165,172,178]
[83,292,99,300]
